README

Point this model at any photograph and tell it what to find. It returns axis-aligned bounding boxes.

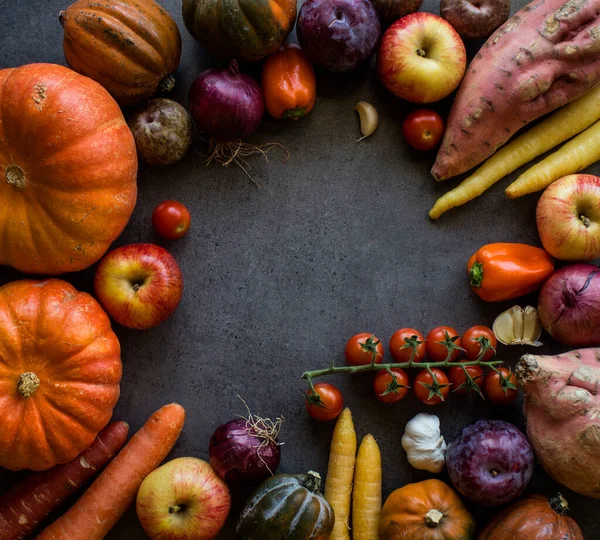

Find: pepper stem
[425,509,444,527]
[469,262,484,288]
[17,372,40,398]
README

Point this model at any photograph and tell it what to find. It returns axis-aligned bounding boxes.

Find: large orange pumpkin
[0,279,122,471]
[0,63,137,275]
[478,493,583,540]
[379,479,476,540]
[60,0,182,105]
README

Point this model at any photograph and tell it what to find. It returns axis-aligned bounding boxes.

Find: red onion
[209,417,281,485]
[538,264,600,347]
[188,60,264,141]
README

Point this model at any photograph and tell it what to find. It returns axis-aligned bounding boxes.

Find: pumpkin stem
[5,165,26,191]
[549,493,570,516]
[425,509,444,528]
[303,471,322,493]
[17,372,40,398]
[159,74,175,93]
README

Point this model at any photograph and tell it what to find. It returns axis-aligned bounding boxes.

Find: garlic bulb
[493,305,543,346]
[401,413,446,473]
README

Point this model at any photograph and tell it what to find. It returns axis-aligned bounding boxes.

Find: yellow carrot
[352,434,382,540]
[429,86,600,219]
[506,119,600,198]
[325,408,357,540]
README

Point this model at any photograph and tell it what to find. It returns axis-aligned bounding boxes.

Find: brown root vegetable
[128,99,192,166]
[371,0,424,23]
[516,348,600,498]
[441,0,510,39]
[432,0,600,181]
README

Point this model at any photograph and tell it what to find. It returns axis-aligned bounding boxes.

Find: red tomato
[305,383,344,421]
[389,328,426,363]
[414,368,450,405]
[402,109,445,151]
[152,200,191,240]
[462,326,497,361]
[448,365,484,397]
[373,369,410,404]
[344,333,384,366]
[426,326,463,362]
[484,367,519,405]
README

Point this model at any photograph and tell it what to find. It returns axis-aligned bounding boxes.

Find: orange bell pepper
[262,43,316,120]
[468,243,554,302]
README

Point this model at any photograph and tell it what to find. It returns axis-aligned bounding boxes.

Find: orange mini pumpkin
[0,63,137,275]
[478,493,583,540]
[379,479,475,540]
[60,0,182,105]
[0,279,122,471]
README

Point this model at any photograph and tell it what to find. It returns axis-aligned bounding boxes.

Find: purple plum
[297,0,381,72]
[446,420,534,506]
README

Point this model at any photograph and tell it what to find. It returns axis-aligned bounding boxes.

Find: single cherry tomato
[462,326,497,361]
[389,328,426,363]
[305,383,344,421]
[373,368,410,404]
[152,200,191,240]
[344,333,384,366]
[448,365,485,397]
[402,109,445,151]
[414,368,451,405]
[426,326,464,362]
[484,367,519,405]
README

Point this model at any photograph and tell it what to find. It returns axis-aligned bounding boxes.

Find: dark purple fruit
[371,0,424,24]
[128,98,192,166]
[297,0,381,72]
[440,0,510,40]
[446,420,534,506]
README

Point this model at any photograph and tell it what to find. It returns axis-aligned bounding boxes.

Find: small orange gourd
[478,493,583,540]
[0,279,122,472]
[379,479,475,540]
[59,0,182,105]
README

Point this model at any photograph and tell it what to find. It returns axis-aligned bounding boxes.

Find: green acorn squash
[235,471,334,539]
[182,0,297,62]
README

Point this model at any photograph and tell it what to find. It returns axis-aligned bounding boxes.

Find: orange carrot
[0,422,129,540]
[37,403,185,540]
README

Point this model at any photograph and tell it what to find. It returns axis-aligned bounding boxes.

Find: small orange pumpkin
[0,279,122,471]
[0,63,137,275]
[478,493,583,540]
[59,0,182,105]
[379,479,475,540]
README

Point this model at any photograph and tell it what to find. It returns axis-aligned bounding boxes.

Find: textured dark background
[1,0,599,537]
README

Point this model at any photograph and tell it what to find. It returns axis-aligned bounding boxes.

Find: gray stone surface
[1,0,599,537]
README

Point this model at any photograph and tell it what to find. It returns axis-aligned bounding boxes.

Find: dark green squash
[235,471,334,539]
[182,0,297,62]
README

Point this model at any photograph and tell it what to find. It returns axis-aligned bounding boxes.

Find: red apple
[537,174,600,261]
[94,243,183,329]
[136,457,231,540]
[378,13,466,103]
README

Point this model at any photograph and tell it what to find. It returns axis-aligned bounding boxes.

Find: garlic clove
[355,101,379,141]
[493,305,543,346]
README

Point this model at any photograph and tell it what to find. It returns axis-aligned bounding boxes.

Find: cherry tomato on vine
[402,109,445,151]
[152,200,191,240]
[344,333,384,366]
[462,326,497,361]
[426,326,464,362]
[389,328,426,363]
[305,383,344,421]
[373,369,410,404]
[484,367,519,405]
[414,368,451,405]
[448,365,484,397]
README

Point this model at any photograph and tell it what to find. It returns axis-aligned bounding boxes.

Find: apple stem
[168,505,183,514]
[581,215,591,228]
[416,48,426,57]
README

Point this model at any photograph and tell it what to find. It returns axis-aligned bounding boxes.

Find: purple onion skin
[538,264,600,347]
[297,0,381,72]
[188,60,264,141]
[209,418,281,485]
[446,420,534,507]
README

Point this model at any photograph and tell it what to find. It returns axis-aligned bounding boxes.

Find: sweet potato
[432,0,600,181]
[516,348,600,498]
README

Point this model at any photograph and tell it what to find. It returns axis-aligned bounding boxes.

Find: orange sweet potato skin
[432,0,600,181]
[517,348,600,498]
